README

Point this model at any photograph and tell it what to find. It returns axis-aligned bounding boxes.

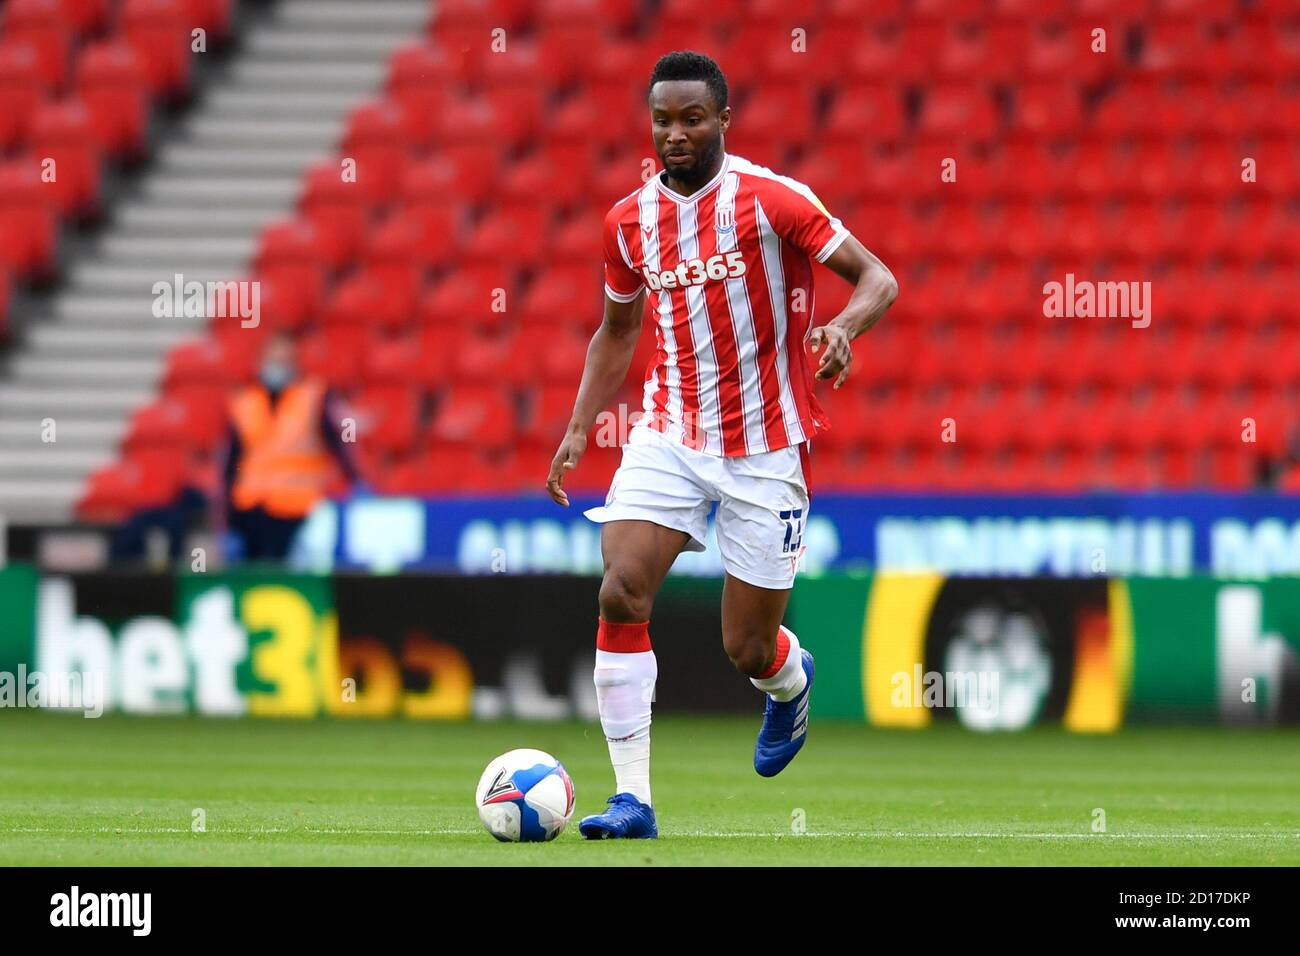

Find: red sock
[597,617,651,653]
[757,626,791,679]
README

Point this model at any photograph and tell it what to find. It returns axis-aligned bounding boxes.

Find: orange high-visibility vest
[228,380,332,518]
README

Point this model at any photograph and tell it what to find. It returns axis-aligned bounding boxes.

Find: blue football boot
[578,792,658,839]
[753,649,815,777]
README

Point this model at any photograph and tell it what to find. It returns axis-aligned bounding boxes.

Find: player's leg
[595,521,686,768]
[596,518,689,779]
[720,573,794,682]
[580,426,712,835]
[714,443,815,776]
[597,517,689,623]
[578,519,688,838]
[723,574,815,778]
[721,571,810,706]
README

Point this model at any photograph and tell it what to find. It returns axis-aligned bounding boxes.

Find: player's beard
[664,136,723,188]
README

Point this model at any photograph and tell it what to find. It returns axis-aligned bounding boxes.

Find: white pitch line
[3,827,1298,840]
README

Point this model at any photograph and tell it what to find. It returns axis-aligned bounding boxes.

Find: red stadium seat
[463,202,551,268]
[78,449,189,521]
[521,383,580,444]
[402,146,499,207]
[368,205,458,276]
[386,41,463,143]
[1012,81,1083,136]
[298,161,377,269]
[535,24,612,86]
[0,160,58,279]
[2,0,72,87]
[848,22,943,84]
[120,0,193,98]
[0,41,51,149]
[419,265,515,331]
[549,209,604,265]
[350,385,421,456]
[189,0,234,42]
[428,91,532,149]
[297,327,368,390]
[363,330,450,391]
[430,385,516,447]
[432,0,529,35]
[75,41,150,159]
[1024,19,1112,81]
[823,85,906,144]
[501,144,599,206]
[936,21,1022,82]
[62,0,112,34]
[162,336,256,389]
[918,84,1000,140]
[730,84,818,148]
[124,391,225,453]
[519,263,601,325]
[322,271,413,333]
[26,98,103,218]
[341,99,415,204]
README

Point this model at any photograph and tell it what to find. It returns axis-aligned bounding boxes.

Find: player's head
[647,50,730,186]
[259,330,298,390]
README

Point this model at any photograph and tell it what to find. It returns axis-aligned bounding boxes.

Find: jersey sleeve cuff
[814,227,851,263]
[605,283,644,303]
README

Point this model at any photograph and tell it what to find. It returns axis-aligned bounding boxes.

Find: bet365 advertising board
[0,564,1296,728]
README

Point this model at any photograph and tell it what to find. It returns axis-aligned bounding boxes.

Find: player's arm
[545,291,645,506]
[809,236,899,389]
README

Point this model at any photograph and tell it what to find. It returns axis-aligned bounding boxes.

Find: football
[474,749,575,842]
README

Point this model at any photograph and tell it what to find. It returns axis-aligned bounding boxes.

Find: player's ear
[718,106,731,133]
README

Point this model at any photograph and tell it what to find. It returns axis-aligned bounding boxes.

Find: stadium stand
[0,0,424,521]
[0,0,1296,524]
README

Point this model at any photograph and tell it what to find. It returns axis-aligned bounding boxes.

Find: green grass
[1,711,1297,865]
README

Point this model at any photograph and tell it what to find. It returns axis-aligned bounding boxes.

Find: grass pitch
[1,711,1297,865]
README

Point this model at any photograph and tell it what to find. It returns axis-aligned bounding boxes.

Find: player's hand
[546,431,587,506]
[809,324,853,390]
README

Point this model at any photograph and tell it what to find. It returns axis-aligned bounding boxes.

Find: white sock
[594,648,656,806]
[749,626,807,702]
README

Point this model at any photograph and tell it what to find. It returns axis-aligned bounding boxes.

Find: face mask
[259,361,293,390]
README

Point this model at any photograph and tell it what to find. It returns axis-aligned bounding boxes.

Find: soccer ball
[475,749,575,842]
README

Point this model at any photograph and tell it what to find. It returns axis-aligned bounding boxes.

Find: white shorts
[584,425,811,590]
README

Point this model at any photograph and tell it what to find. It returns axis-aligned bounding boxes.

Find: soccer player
[545,51,899,839]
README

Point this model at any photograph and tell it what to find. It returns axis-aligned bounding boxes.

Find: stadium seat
[120,0,193,98]
[0,40,50,149]
[430,385,516,447]
[26,98,104,217]
[351,385,422,456]
[75,40,150,159]
[0,160,58,279]
[77,0,1300,501]
[2,0,72,88]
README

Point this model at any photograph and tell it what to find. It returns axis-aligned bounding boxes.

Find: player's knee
[598,567,653,622]
[722,628,771,677]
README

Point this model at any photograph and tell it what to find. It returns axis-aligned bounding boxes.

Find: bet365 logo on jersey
[641,251,746,291]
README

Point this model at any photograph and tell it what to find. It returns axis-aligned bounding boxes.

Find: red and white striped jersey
[603,152,851,458]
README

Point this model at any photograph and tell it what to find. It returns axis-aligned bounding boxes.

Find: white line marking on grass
[4,827,1298,840]
[5,827,292,834]
[678,831,1300,840]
